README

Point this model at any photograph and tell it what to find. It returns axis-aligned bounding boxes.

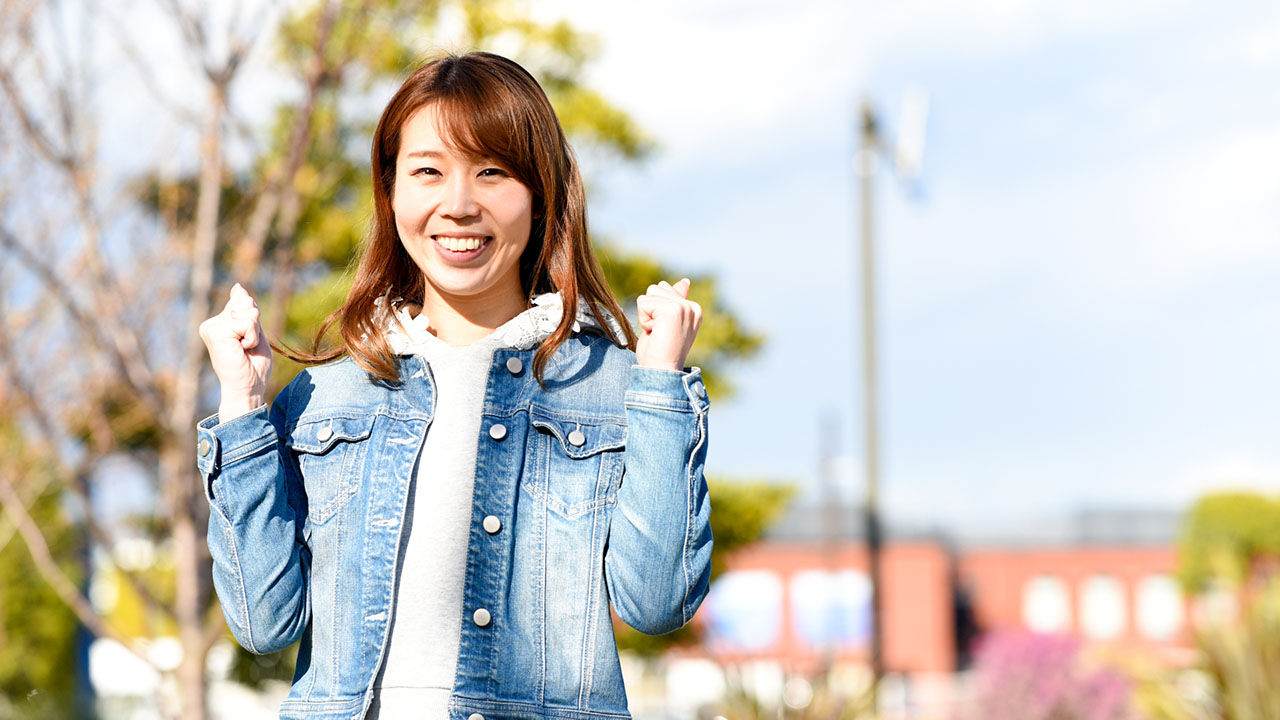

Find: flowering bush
[959,631,1132,720]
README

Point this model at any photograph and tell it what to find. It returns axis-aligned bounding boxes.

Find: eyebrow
[405,150,445,159]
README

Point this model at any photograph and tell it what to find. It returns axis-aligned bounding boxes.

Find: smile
[433,235,492,251]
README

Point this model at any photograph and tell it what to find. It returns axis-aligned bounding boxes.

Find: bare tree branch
[232,0,344,288]
[0,298,178,621]
[0,474,158,672]
[0,225,166,418]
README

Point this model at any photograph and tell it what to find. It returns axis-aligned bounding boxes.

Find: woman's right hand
[199,283,273,421]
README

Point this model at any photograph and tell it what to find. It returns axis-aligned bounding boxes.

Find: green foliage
[1177,492,1280,592]
[1196,578,1280,720]
[0,419,85,717]
[1134,578,1280,720]
[597,244,764,400]
[613,478,794,657]
[228,639,300,690]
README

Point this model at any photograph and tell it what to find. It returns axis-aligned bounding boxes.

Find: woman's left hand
[635,278,703,371]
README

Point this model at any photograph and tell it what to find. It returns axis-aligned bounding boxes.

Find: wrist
[218,393,264,423]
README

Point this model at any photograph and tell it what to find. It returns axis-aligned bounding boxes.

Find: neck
[417,280,529,347]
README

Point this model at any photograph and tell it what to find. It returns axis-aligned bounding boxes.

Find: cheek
[496,190,535,238]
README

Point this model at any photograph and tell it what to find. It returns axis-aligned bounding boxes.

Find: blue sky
[530,0,1280,534]
[90,0,1280,536]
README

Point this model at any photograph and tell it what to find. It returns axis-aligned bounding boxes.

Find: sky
[83,0,1280,537]
[522,0,1280,536]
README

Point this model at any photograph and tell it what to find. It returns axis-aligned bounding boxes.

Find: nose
[441,173,480,219]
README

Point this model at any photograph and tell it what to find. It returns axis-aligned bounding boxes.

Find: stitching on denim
[451,695,632,720]
[682,408,707,626]
[222,435,276,465]
[623,394,692,413]
[222,522,256,654]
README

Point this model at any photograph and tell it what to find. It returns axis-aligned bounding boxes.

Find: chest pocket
[287,414,375,525]
[525,409,626,519]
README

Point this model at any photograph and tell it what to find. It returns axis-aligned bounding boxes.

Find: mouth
[432,234,492,251]
[431,234,493,262]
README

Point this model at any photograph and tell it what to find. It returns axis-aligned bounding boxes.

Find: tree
[1176,492,1280,593]
[0,402,87,719]
[0,1,762,717]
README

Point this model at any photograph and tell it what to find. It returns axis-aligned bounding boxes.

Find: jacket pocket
[525,408,626,519]
[286,414,375,525]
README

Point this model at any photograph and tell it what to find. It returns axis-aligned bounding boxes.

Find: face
[392,103,534,308]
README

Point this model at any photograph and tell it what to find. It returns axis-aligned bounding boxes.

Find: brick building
[693,500,1190,674]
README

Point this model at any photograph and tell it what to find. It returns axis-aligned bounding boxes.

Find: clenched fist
[199,283,272,422]
[635,278,703,372]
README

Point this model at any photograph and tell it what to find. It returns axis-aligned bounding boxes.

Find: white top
[364,293,619,719]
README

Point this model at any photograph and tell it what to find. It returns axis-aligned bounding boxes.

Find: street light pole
[856,98,885,711]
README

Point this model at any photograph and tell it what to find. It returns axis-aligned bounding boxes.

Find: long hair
[275,51,635,384]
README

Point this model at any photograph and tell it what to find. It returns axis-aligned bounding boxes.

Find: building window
[1136,574,1183,641]
[1022,575,1070,633]
[704,570,783,651]
[790,569,872,651]
[1079,574,1127,640]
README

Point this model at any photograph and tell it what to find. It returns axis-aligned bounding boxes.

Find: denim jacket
[195,331,713,720]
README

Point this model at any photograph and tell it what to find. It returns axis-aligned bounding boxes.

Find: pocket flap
[530,410,625,458]
[286,414,376,454]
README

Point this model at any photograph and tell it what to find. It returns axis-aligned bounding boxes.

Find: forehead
[398,104,449,153]
[397,102,494,164]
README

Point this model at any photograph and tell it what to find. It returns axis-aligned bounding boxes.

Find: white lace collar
[382,291,626,354]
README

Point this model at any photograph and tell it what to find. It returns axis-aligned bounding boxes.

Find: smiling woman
[391,104,535,344]
[195,51,712,720]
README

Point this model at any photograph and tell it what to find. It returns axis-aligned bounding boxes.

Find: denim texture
[195,332,713,720]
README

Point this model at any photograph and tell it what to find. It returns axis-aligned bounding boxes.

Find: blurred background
[2,0,1279,718]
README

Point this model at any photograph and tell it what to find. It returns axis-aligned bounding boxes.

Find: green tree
[0,1,764,715]
[0,410,86,718]
[1177,492,1280,592]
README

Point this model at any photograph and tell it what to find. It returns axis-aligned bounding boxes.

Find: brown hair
[275,51,635,383]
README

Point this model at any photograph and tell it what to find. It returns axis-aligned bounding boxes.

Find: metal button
[505,357,523,375]
[568,429,586,447]
[198,438,211,457]
[316,426,333,442]
[468,714,484,720]
[473,608,491,627]
[693,382,707,399]
[483,515,501,534]
[488,424,507,441]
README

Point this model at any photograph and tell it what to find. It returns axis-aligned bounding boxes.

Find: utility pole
[856,98,886,712]
[854,88,927,716]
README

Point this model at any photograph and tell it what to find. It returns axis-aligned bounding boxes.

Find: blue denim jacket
[195,331,713,720]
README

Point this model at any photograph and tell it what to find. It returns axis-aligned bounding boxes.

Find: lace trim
[381,292,626,354]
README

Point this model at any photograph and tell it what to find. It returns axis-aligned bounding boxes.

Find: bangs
[428,79,538,187]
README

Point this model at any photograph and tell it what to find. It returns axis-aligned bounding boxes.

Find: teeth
[436,236,485,251]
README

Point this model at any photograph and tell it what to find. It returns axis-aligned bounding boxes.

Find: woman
[196,52,712,720]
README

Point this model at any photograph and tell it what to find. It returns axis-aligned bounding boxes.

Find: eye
[410,167,439,177]
[478,167,508,178]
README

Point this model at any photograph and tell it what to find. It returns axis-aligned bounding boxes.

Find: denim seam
[682,408,707,626]
[451,696,631,720]
[579,460,602,709]
[222,521,256,654]
[221,435,276,465]
[538,446,548,705]
[623,395,692,413]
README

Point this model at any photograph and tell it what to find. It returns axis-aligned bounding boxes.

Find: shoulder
[274,355,395,426]
[533,331,635,422]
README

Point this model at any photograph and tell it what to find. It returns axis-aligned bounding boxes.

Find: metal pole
[857,98,885,712]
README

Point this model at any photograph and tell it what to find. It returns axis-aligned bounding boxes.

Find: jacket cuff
[196,404,272,477]
[625,366,710,414]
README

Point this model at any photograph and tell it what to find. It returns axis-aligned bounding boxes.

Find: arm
[196,381,310,655]
[604,365,712,635]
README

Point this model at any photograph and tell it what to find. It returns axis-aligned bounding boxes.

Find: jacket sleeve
[195,379,310,655]
[604,365,713,635]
